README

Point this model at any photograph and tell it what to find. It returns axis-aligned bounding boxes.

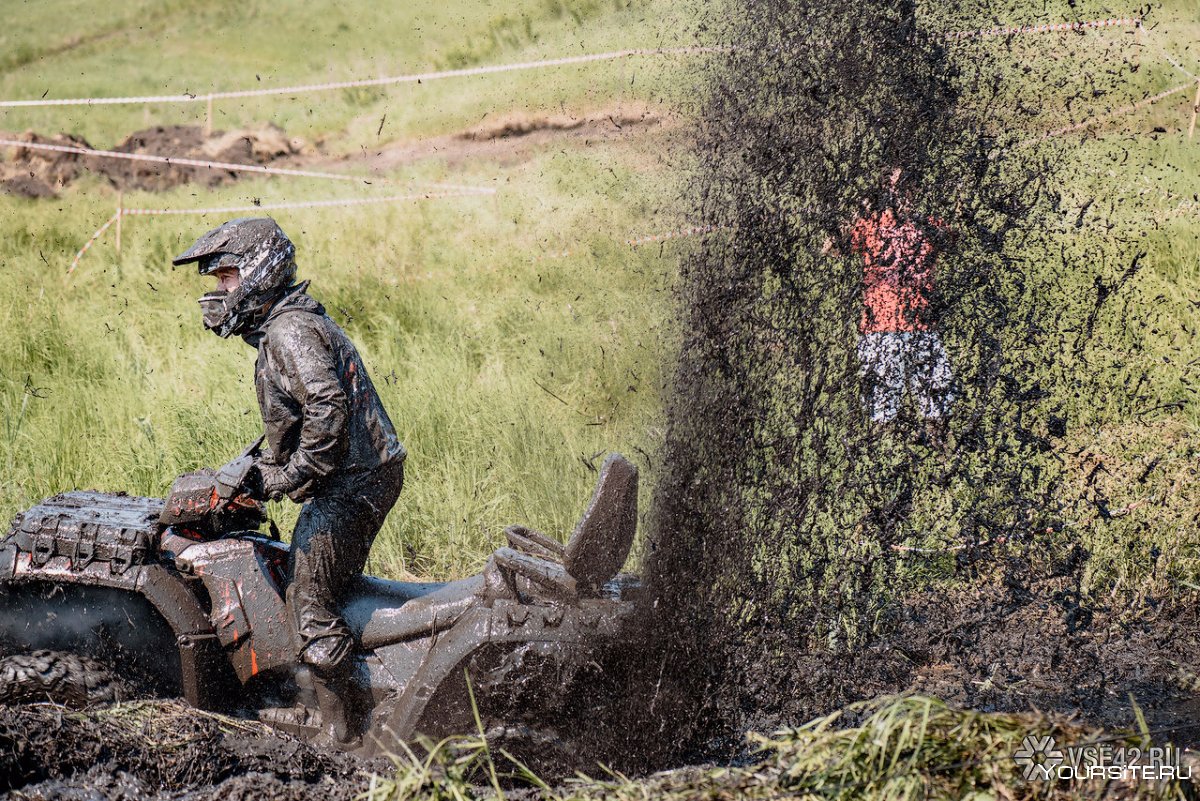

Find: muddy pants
[286,460,404,673]
[857,331,956,423]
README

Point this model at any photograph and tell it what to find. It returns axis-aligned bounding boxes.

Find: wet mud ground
[726,571,1200,748]
[1,701,375,800]
[4,570,1198,799]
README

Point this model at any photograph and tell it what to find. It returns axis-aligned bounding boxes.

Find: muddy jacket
[849,209,952,335]
[243,284,406,502]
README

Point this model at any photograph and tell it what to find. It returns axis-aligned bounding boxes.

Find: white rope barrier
[1044,80,1194,138]
[0,17,1155,111]
[0,47,719,108]
[626,224,723,247]
[946,17,1139,40]
[1140,27,1198,80]
[67,213,119,275]
[538,223,724,260]
[121,188,492,216]
[0,20,1149,112]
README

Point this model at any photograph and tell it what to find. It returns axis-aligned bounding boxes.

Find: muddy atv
[0,453,640,757]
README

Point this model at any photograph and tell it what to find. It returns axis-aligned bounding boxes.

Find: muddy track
[6,567,1192,799]
[0,701,375,800]
[334,104,672,172]
[723,571,1200,746]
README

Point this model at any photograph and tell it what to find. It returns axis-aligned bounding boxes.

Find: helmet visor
[197,252,240,276]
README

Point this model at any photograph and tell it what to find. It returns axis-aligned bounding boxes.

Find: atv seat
[343,575,484,650]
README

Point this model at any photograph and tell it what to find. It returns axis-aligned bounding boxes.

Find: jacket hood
[240,281,323,347]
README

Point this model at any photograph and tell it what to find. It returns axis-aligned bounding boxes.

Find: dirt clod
[1,175,57,199]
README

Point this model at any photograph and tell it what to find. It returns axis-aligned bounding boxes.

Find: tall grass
[0,0,705,581]
[1,0,1198,601]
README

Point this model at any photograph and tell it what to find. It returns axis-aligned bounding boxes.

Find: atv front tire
[0,650,128,707]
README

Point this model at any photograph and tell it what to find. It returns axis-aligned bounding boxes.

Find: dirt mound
[0,103,668,200]
[104,124,306,193]
[0,132,92,198]
[0,701,373,799]
[459,107,660,141]
[1,174,57,199]
[0,124,308,198]
[352,103,669,173]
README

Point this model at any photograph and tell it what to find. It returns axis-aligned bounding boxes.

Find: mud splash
[638,0,1167,763]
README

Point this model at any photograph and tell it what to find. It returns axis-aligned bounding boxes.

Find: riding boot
[311,665,361,749]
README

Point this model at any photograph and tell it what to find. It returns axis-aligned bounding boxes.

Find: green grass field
[0,0,696,146]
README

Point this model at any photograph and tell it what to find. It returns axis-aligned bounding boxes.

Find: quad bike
[0,452,640,757]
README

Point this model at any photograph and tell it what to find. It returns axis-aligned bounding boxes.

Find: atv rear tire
[0,650,128,707]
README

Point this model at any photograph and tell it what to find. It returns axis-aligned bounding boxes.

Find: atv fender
[0,541,228,710]
[362,453,639,753]
[171,536,293,683]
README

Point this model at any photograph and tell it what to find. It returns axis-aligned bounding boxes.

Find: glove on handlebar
[255,462,294,502]
[215,453,288,504]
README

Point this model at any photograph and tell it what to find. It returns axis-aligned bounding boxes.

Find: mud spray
[633,0,1194,765]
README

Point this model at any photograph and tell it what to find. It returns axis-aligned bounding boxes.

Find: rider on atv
[173,217,405,746]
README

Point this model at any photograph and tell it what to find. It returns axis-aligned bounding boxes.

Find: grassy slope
[0,0,696,579]
[0,0,695,145]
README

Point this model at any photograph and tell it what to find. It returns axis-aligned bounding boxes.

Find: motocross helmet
[172,217,297,338]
